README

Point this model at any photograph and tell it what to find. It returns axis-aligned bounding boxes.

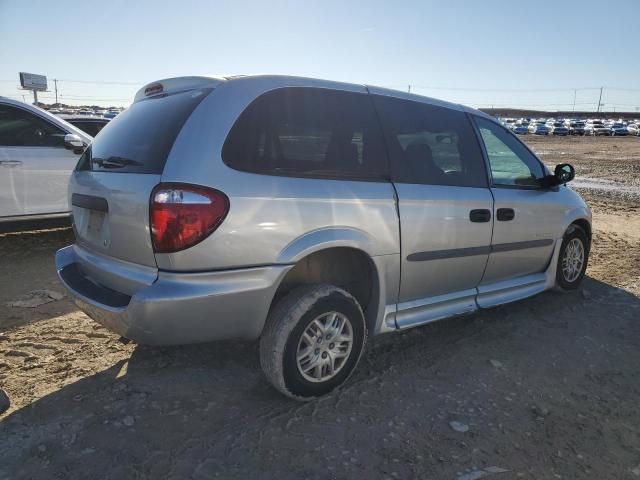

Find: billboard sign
[19,72,48,91]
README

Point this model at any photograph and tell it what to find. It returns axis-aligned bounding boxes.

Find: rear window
[222,87,387,180]
[82,88,212,173]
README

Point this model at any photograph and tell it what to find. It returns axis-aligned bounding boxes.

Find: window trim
[470,114,548,191]
[221,86,391,183]
[372,95,490,189]
[0,103,69,149]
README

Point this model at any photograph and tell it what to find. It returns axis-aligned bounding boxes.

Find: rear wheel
[260,284,367,400]
[556,225,589,290]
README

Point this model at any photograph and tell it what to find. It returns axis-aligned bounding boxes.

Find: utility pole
[54,79,58,105]
[572,89,576,112]
[597,86,603,113]
[408,84,411,93]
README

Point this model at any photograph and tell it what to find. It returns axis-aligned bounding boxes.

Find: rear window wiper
[93,156,144,169]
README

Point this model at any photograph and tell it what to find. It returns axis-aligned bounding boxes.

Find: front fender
[562,204,592,238]
[276,227,379,264]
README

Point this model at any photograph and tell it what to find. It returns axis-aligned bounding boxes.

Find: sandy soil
[1,136,639,479]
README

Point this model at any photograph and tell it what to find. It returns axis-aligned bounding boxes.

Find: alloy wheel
[296,312,353,383]
[562,237,585,283]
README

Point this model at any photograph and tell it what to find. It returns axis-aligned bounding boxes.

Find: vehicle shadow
[2,276,639,479]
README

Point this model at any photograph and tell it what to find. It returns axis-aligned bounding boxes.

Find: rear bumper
[56,245,292,345]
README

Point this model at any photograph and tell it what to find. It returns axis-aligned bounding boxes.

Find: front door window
[474,117,544,188]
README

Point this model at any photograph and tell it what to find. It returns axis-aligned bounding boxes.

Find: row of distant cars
[48,107,122,119]
[44,107,121,137]
[501,117,640,137]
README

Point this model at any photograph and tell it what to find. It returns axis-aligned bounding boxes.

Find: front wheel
[260,284,367,400]
[556,225,589,290]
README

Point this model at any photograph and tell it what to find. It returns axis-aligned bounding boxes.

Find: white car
[0,97,91,230]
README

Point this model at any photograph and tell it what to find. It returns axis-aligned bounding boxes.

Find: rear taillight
[150,183,229,253]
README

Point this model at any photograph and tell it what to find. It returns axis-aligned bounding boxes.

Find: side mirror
[64,133,85,154]
[554,163,575,184]
[540,163,575,188]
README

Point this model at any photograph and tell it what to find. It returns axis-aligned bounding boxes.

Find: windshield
[83,88,212,173]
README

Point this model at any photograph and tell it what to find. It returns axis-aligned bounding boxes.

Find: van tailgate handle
[71,193,109,212]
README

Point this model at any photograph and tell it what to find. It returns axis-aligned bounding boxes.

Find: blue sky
[1,0,639,110]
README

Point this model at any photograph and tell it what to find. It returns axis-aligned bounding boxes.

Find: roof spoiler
[133,76,226,103]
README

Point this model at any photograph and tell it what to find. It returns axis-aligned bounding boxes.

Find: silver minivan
[56,75,591,400]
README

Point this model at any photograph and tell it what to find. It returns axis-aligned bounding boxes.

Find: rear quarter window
[222,87,388,180]
[86,88,212,173]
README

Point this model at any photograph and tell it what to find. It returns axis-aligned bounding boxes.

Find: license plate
[87,210,105,237]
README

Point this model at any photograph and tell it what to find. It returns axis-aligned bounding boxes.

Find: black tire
[260,284,367,400]
[556,224,590,290]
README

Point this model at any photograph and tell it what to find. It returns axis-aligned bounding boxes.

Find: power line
[59,94,131,100]
[2,78,640,92]
[385,84,640,93]
[55,79,144,85]
[385,85,603,92]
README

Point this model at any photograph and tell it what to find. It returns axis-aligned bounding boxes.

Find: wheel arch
[276,227,379,264]
[569,218,592,243]
[270,245,381,338]
[561,202,592,242]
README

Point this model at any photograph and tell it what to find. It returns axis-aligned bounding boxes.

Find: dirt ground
[1,136,639,480]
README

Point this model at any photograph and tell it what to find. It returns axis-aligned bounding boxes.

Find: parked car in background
[610,123,629,136]
[568,122,586,135]
[548,122,569,136]
[58,114,110,137]
[529,123,550,135]
[103,109,120,119]
[55,74,591,400]
[511,124,529,134]
[627,123,640,136]
[585,123,611,136]
[0,97,91,231]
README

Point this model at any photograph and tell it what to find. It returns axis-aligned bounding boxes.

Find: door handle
[497,208,515,221]
[0,160,23,167]
[469,209,491,223]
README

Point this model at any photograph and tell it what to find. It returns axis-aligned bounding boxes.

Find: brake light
[150,184,229,253]
[144,83,163,96]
